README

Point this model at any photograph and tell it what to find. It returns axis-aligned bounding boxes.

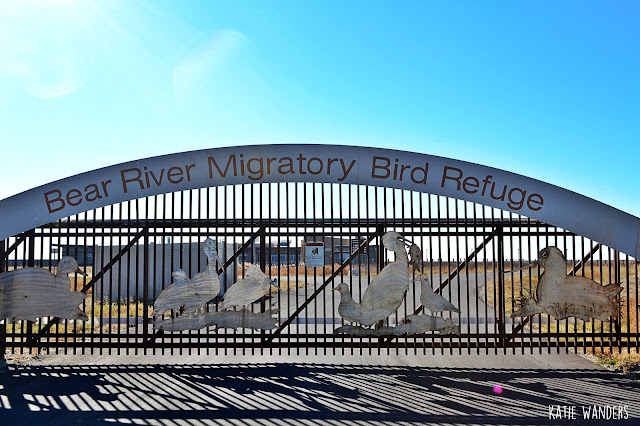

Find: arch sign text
[1,145,638,258]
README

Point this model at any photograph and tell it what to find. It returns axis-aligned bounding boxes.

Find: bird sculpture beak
[503,261,539,274]
[398,235,413,247]
[75,267,86,276]
[271,279,282,291]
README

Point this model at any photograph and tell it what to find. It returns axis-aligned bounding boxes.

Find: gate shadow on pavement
[1,363,639,425]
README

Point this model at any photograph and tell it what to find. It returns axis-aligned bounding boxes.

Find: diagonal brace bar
[79,227,149,293]
[2,232,28,260]
[418,228,498,316]
[217,227,264,276]
[267,229,384,342]
[33,226,149,341]
[569,243,602,276]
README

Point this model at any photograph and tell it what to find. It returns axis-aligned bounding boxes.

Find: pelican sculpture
[153,238,223,317]
[220,264,272,310]
[333,231,412,327]
[0,256,88,321]
[511,246,622,322]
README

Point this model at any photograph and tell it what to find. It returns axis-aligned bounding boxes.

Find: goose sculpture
[220,264,272,310]
[0,256,88,321]
[333,231,412,327]
[511,246,622,322]
[416,274,460,314]
[153,238,223,317]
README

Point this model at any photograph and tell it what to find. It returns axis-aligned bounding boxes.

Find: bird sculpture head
[381,231,410,253]
[538,246,566,269]
[271,278,281,291]
[503,246,567,275]
[245,263,262,276]
[333,283,351,294]
[203,238,223,267]
[56,256,85,276]
[416,273,430,286]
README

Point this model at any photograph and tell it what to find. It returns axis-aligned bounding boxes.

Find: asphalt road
[1,350,639,425]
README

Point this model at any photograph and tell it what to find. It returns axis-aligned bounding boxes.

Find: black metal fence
[1,183,638,356]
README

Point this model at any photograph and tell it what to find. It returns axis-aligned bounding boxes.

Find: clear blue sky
[1,0,638,215]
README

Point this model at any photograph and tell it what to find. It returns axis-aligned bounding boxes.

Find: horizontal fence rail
[1,182,638,358]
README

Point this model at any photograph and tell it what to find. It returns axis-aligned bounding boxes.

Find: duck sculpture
[0,256,88,321]
[220,264,272,310]
[416,274,460,315]
[333,231,412,327]
[511,246,622,322]
[153,238,223,317]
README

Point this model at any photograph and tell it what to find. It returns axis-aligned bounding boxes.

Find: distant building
[300,236,378,266]
[54,244,94,266]
[238,236,378,266]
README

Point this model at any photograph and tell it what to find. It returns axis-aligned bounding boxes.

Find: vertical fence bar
[496,226,505,352]
[0,239,5,272]
[614,250,621,352]
[0,239,6,364]
[472,203,479,355]
[109,205,115,356]
[260,225,267,349]
[624,253,630,354]
[26,229,36,354]
[635,258,639,354]
[142,227,149,354]
[285,183,291,356]
[607,247,613,355]
[445,197,452,355]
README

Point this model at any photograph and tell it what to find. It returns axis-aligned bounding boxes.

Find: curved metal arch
[1,144,639,257]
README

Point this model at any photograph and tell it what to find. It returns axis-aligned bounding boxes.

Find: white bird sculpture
[220,264,272,310]
[0,256,88,321]
[511,246,622,322]
[333,231,412,327]
[416,274,460,314]
[153,238,223,317]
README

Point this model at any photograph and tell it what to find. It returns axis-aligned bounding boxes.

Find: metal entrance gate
[1,183,638,356]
